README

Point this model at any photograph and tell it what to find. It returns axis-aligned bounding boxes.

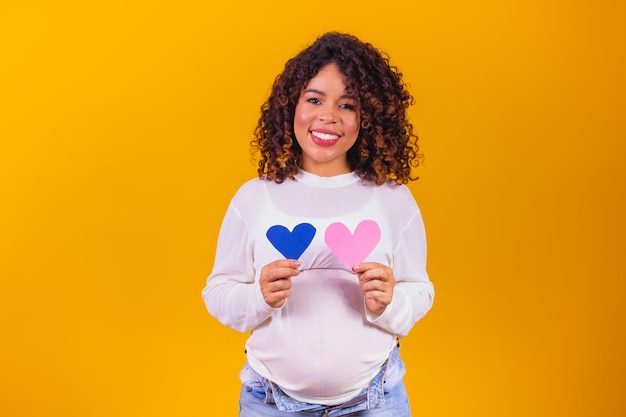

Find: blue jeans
[239,345,411,416]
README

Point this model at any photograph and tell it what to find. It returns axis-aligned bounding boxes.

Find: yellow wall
[1,1,624,415]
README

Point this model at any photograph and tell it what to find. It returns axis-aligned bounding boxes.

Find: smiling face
[293,63,360,177]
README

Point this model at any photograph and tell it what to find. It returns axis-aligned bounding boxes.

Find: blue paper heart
[266,223,316,260]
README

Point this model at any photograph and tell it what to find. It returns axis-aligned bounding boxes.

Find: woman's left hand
[352,262,394,315]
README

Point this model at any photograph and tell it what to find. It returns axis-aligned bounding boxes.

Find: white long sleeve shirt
[203,169,434,405]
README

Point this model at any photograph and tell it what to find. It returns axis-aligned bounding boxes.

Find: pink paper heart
[324,220,381,267]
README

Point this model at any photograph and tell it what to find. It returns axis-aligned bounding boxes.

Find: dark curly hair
[251,32,422,185]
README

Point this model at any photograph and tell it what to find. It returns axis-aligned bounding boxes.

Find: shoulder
[371,180,419,208]
[228,177,268,209]
[233,177,266,195]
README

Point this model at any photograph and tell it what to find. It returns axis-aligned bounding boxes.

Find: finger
[353,262,390,276]
[357,269,392,284]
[264,288,292,308]
[364,290,387,301]
[261,263,301,283]
[262,277,293,306]
[272,259,302,269]
[268,276,293,291]
[267,267,300,281]
[263,259,301,273]
[359,278,391,293]
[352,262,378,273]
[364,293,389,315]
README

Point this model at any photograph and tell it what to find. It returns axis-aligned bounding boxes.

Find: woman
[203,32,434,416]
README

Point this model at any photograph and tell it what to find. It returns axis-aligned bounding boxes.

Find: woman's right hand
[259,260,301,308]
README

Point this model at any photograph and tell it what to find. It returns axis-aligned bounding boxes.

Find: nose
[318,104,338,122]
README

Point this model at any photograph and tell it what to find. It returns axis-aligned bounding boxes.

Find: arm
[202,203,277,332]
[360,208,434,337]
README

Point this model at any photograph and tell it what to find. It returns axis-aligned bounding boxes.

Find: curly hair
[251,32,422,185]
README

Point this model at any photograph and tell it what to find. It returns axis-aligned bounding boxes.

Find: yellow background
[1,1,625,416]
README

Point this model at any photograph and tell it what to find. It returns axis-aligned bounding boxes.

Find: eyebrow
[303,88,357,100]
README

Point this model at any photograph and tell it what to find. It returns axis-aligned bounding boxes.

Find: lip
[310,129,341,147]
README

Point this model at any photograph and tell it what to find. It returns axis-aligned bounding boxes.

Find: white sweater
[203,169,434,405]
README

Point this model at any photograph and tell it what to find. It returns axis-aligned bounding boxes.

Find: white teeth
[312,131,340,141]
